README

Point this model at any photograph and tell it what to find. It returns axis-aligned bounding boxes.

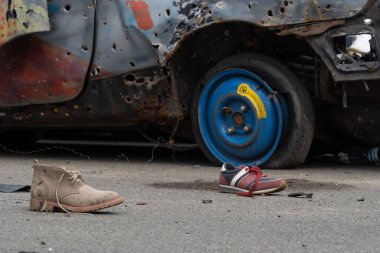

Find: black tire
[191,53,315,169]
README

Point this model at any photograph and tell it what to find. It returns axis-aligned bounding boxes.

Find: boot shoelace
[55,170,82,213]
[236,166,267,197]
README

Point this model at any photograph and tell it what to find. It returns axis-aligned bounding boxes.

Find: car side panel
[91,0,371,78]
[0,0,95,107]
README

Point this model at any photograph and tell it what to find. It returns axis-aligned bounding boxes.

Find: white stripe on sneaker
[230,169,248,187]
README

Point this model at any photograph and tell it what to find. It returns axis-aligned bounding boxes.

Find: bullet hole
[136,77,145,84]
[112,43,117,51]
[86,105,96,115]
[66,52,71,56]
[6,64,11,69]
[154,32,158,38]
[64,5,71,12]
[165,9,171,16]
[124,73,136,82]
[48,93,52,97]
[91,67,101,76]
[280,7,285,13]
[283,1,289,6]
[248,4,251,10]
[268,10,273,16]
[124,96,133,104]
[182,104,188,110]
[152,44,159,49]
[130,62,135,67]
[133,93,141,100]
[325,4,331,10]
[83,14,88,18]
[81,45,88,52]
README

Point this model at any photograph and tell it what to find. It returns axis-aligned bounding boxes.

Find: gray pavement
[0,146,380,253]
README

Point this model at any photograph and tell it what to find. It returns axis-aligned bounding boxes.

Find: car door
[0,0,95,107]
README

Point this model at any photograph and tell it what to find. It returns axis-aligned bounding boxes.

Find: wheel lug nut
[222,107,232,115]
[243,125,251,134]
[240,105,247,112]
[227,127,235,134]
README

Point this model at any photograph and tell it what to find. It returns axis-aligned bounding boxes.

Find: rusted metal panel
[277,20,346,37]
[0,0,49,46]
[307,0,380,82]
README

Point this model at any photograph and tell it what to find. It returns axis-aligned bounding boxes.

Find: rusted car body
[1,0,379,168]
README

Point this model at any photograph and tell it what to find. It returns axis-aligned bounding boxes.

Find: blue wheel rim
[198,69,288,166]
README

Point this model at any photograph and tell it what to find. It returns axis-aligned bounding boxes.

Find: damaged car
[0,0,379,168]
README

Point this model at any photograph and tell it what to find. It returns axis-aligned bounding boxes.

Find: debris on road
[0,184,30,193]
[357,198,365,202]
[202,200,212,204]
[288,192,313,199]
[368,147,380,165]
[136,202,148,206]
[337,152,350,165]
[314,147,380,166]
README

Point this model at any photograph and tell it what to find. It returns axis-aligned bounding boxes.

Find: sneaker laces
[237,166,267,197]
[55,170,82,213]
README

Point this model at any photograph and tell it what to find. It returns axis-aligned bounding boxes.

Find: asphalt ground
[0,144,379,253]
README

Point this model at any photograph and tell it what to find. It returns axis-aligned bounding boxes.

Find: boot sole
[30,196,124,213]
[219,180,287,195]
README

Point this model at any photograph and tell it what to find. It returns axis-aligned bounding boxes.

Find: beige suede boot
[30,165,124,213]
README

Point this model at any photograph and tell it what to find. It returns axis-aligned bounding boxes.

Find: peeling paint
[0,0,49,46]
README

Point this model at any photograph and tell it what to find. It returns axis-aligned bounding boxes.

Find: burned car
[0,0,379,168]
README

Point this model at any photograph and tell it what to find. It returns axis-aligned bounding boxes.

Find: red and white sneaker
[219,163,287,197]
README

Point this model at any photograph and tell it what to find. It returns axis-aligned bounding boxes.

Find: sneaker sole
[219,180,287,195]
[30,196,124,213]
